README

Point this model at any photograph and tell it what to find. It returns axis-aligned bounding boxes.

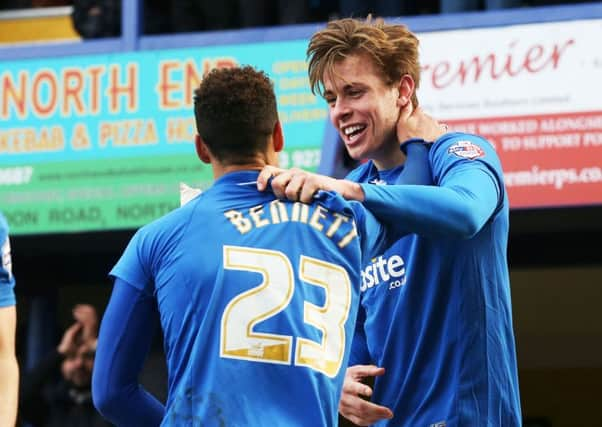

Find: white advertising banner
[418,19,602,208]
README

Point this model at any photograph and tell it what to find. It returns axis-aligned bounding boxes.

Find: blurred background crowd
[0,0,593,39]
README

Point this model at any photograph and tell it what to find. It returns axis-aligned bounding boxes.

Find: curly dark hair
[193,66,278,165]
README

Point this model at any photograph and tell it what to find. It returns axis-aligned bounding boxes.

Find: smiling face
[323,53,405,170]
[61,342,95,388]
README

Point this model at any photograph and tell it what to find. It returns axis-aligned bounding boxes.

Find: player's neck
[213,164,262,179]
[212,153,276,180]
[372,140,407,171]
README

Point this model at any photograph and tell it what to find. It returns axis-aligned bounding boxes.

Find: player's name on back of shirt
[223,199,358,248]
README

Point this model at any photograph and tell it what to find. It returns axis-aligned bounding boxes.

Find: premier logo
[360,255,406,292]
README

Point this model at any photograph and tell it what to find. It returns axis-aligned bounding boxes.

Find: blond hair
[307,16,420,107]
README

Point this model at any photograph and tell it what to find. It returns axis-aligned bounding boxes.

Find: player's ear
[272,120,284,153]
[396,74,415,108]
[195,134,211,164]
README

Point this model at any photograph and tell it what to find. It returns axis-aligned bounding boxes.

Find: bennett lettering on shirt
[225,198,358,247]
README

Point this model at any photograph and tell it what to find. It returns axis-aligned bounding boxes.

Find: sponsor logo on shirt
[360,255,406,292]
[430,422,446,427]
[447,140,484,160]
[369,178,387,185]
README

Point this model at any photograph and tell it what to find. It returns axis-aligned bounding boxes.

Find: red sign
[447,111,602,208]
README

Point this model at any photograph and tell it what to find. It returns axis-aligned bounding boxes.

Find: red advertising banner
[447,111,602,208]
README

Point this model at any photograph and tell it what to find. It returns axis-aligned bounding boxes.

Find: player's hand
[57,322,83,356]
[258,166,329,202]
[396,100,447,144]
[72,304,98,342]
[339,365,393,426]
[257,165,285,192]
[257,166,364,203]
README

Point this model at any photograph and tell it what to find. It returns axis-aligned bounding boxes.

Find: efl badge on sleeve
[447,140,484,160]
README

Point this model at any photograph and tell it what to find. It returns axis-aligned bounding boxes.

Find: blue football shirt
[0,212,15,308]
[347,133,522,426]
[109,170,396,427]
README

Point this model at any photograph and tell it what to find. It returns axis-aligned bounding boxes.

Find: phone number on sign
[279,149,321,170]
[0,166,33,185]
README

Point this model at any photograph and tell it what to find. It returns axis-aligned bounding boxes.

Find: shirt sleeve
[348,305,370,366]
[361,134,503,239]
[92,278,164,426]
[110,227,155,296]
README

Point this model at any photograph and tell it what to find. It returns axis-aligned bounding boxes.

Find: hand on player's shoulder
[397,103,447,143]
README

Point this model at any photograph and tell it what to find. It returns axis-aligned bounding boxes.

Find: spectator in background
[238,0,310,27]
[274,0,310,24]
[0,0,30,10]
[166,0,312,34]
[338,0,418,18]
[71,0,120,38]
[440,0,521,13]
[31,0,71,6]
[169,0,236,32]
[0,212,18,427]
[19,304,111,427]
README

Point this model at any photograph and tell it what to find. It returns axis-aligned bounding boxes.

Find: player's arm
[257,136,433,204]
[339,307,393,425]
[261,147,499,239]
[0,305,18,427]
[348,305,369,367]
[92,278,164,426]
[360,161,500,239]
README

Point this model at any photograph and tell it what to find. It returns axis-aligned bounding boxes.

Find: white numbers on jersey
[220,245,352,377]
